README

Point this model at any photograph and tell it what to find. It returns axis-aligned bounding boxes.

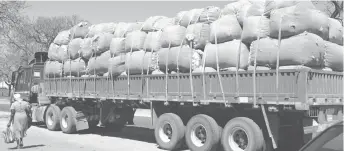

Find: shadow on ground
[79,125,156,143]
[8,144,45,150]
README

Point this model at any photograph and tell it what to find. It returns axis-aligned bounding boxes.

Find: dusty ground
[0,98,168,151]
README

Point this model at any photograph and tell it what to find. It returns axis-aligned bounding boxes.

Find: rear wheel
[221,117,265,151]
[60,107,77,134]
[185,114,221,151]
[154,113,185,150]
[45,105,61,131]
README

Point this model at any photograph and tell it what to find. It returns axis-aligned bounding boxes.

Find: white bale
[48,43,60,61]
[237,4,251,26]
[63,58,87,77]
[328,18,343,46]
[221,67,245,71]
[109,38,126,56]
[125,50,159,75]
[92,33,114,55]
[324,41,344,72]
[114,22,143,38]
[247,66,271,71]
[87,51,111,76]
[210,15,242,44]
[222,0,252,26]
[153,18,175,31]
[125,30,147,52]
[264,0,314,16]
[68,38,83,60]
[199,6,221,24]
[126,22,144,36]
[142,16,167,32]
[204,40,249,70]
[160,25,187,48]
[175,9,204,27]
[103,72,109,77]
[53,30,71,45]
[246,0,266,16]
[158,46,202,73]
[87,22,117,38]
[80,38,95,60]
[249,32,325,69]
[49,44,68,63]
[242,16,270,45]
[70,22,90,39]
[222,0,251,15]
[269,5,329,40]
[185,23,210,50]
[108,54,126,77]
[152,70,164,75]
[114,22,129,38]
[44,61,63,77]
[57,45,69,63]
[192,67,216,73]
[144,31,162,52]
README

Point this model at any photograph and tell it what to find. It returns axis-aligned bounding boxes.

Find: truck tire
[221,117,265,151]
[185,114,221,151]
[60,107,77,134]
[154,113,185,150]
[45,105,61,131]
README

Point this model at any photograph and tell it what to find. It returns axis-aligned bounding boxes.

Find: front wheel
[60,107,77,134]
[45,105,61,131]
[221,117,265,151]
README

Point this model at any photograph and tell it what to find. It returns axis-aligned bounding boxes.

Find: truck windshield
[301,125,343,151]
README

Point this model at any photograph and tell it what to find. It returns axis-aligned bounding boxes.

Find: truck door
[14,68,32,102]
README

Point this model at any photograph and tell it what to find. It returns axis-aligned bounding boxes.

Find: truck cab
[10,52,50,121]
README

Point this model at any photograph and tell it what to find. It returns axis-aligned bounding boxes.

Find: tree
[0,1,26,32]
[1,1,85,88]
[29,15,85,51]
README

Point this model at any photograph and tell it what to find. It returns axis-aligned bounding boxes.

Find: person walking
[7,93,32,149]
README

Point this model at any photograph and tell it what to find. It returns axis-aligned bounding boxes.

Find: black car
[299,121,343,151]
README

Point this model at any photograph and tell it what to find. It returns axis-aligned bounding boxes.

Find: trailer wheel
[45,105,61,131]
[154,113,185,150]
[60,107,77,134]
[221,117,265,151]
[185,114,221,151]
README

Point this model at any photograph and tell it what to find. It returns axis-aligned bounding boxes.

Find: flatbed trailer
[12,53,343,151]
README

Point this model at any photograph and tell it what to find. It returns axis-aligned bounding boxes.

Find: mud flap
[75,112,89,131]
[31,105,47,123]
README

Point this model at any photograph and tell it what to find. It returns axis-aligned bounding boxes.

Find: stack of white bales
[108,20,163,77]
[47,0,343,79]
[157,6,223,73]
[158,24,202,73]
[88,22,144,77]
[46,29,71,77]
[61,22,92,77]
[247,0,343,71]
[203,14,249,71]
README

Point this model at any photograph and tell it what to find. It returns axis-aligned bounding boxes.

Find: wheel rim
[228,127,249,151]
[47,112,54,126]
[61,114,68,129]
[159,122,173,143]
[190,124,207,147]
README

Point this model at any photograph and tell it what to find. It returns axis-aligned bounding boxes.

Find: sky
[24,1,231,24]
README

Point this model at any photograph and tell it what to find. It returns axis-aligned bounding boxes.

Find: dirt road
[0,98,168,151]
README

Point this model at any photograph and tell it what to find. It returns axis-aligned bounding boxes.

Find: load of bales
[45,0,343,78]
